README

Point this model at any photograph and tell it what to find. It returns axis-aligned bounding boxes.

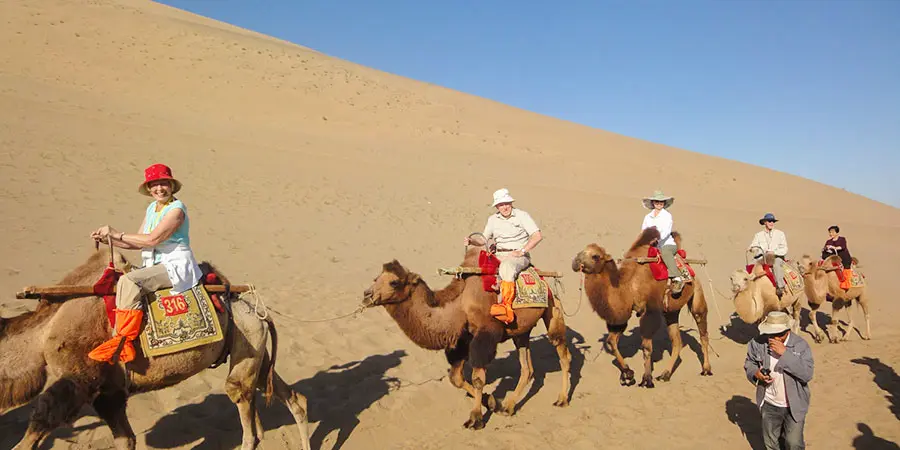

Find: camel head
[730,270,753,294]
[363,260,423,307]
[572,244,614,274]
[797,255,816,277]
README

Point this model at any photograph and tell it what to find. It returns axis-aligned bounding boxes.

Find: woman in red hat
[88,163,202,363]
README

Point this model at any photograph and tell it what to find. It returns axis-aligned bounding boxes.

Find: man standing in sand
[749,213,789,297]
[468,188,543,324]
[744,311,814,450]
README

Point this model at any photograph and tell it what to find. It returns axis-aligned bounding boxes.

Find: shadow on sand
[725,395,765,450]
[486,326,587,415]
[852,423,900,450]
[851,357,900,420]
[0,402,105,450]
[596,311,709,380]
[144,349,407,450]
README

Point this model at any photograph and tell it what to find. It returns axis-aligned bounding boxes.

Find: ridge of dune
[2,1,898,449]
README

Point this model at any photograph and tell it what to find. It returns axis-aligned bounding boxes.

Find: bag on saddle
[647,247,695,282]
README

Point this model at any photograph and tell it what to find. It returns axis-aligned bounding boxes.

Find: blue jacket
[744,333,814,421]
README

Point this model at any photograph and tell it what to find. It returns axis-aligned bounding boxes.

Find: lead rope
[248,284,269,320]
[559,273,583,318]
[243,285,367,323]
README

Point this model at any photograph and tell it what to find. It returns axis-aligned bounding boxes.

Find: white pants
[116,264,172,310]
[496,253,530,281]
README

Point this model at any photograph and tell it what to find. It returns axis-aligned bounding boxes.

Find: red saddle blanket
[817,259,846,282]
[93,267,226,327]
[477,250,547,292]
[647,248,695,281]
[746,264,777,286]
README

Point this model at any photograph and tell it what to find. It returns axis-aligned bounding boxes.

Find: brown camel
[571,228,712,388]
[798,254,871,343]
[729,262,803,334]
[362,240,571,430]
[0,249,310,450]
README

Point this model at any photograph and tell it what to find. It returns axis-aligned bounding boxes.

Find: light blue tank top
[143,200,191,263]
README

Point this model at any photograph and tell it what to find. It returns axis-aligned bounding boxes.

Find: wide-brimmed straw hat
[642,190,674,209]
[138,163,182,196]
[492,188,515,207]
[758,213,778,225]
[758,311,793,335]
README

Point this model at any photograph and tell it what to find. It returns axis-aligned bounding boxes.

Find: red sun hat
[138,163,183,196]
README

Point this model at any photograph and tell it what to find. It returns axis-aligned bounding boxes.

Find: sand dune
[1,0,898,449]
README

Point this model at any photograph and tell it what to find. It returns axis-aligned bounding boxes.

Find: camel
[362,239,570,430]
[729,261,803,334]
[798,254,871,343]
[571,228,712,388]
[0,249,310,450]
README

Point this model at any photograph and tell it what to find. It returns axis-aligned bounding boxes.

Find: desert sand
[1,1,898,449]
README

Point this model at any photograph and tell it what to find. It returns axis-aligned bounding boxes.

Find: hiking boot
[88,309,143,364]
[491,281,516,324]
[670,277,684,294]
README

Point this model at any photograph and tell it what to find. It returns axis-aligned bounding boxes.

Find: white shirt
[483,208,540,251]
[764,334,790,408]
[641,209,675,247]
[750,229,788,257]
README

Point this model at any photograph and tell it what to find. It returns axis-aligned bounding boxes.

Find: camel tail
[263,316,277,406]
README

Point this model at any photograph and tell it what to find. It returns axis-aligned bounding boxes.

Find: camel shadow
[603,315,707,378]
[800,307,838,340]
[720,313,758,345]
[144,350,406,450]
[725,395,765,450]
[0,401,104,450]
[851,357,900,420]
[853,423,900,449]
[487,327,587,412]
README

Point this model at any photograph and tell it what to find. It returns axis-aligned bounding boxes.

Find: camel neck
[383,282,466,351]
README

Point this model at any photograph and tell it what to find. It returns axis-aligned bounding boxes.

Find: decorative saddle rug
[139,284,224,357]
[817,259,865,290]
[512,266,550,310]
[745,261,804,295]
[477,251,551,309]
[849,268,865,288]
[647,247,696,282]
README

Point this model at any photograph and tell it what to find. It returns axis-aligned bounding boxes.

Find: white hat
[642,190,674,210]
[492,188,515,207]
[758,311,793,335]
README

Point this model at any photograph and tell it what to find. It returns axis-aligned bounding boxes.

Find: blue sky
[158,0,900,207]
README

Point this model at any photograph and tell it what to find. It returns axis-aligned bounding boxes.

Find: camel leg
[464,330,500,430]
[638,311,662,388]
[92,390,137,450]
[227,319,268,450]
[857,291,872,340]
[606,323,635,386]
[841,298,857,342]
[544,301,571,406]
[657,310,682,382]
[448,359,478,398]
[827,299,845,344]
[689,295,713,376]
[806,301,826,343]
[255,364,311,450]
[791,299,802,335]
[496,334,533,416]
[464,367,487,430]
[13,377,94,450]
[225,377,261,450]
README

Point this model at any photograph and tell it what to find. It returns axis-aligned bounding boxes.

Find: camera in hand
[761,368,771,376]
